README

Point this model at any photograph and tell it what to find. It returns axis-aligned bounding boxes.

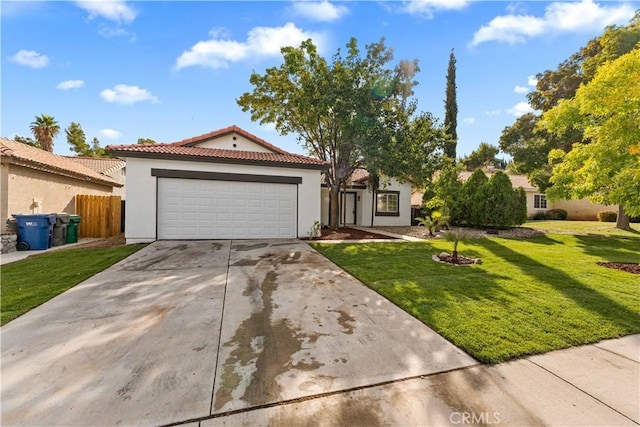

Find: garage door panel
[158,178,297,239]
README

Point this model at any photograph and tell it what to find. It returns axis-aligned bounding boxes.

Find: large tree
[443,49,457,158]
[66,122,90,156]
[238,38,440,230]
[30,114,60,152]
[501,13,639,188]
[460,142,499,171]
[542,49,640,229]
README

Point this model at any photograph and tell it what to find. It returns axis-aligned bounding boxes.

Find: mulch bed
[597,262,640,274]
[308,227,396,241]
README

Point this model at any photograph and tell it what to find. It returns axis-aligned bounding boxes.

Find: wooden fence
[76,195,122,238]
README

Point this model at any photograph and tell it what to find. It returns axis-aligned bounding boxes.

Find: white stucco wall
[361,179,412,226]
[194,133,273,152]
[122,157,322,243]
[320,178,412,227]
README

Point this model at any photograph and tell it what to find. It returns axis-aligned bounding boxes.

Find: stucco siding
[550,199,618,220]
[3,164,114,225]
[123,157,322,243]
[1,162,9,227]
[193,134,273,152]
[321,179,411,227]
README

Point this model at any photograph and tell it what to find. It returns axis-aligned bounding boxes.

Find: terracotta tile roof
[320,168,370,186]
[64,156,125,175]
[107,143,329,168]
[458,170,537,191]
[171,125,289,154]
[0,137,121,187]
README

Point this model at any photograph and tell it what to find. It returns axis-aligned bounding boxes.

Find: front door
[340,192,356,225]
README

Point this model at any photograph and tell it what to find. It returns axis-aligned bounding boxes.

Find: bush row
[425,169,527,230]
[531,209,568,220]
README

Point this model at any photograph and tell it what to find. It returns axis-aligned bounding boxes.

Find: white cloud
[97,129,122,139]
[175,22,325,70]
[514,85,529,94]
[100,84,159,104]
[98,25,135,41]
[292,1,348,22]
[56,80,85,90]
[507,101,534,117]
[528,75,538,87]
[485,109,502,116]
[75,1,137,23]
[463,117,476,125]
[471,0,635,46]
[10,49,48,68]
[402,0,472,18]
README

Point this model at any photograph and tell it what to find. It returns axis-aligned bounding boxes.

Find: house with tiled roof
[0,138,123,226]
[411,169,617,220]
[107,125,329,243]
[65,156,126,199]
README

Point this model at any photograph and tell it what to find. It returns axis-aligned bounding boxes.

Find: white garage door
[157,178,297,239]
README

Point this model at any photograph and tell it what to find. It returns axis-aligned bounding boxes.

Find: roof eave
[108,150,329,171]
[8,157,122,187]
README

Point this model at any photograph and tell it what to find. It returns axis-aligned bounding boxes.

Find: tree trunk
[370,190,375,227]
[616,205,631,230]
[329,186,340,231]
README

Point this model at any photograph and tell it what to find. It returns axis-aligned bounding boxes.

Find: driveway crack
[208,239,232,416]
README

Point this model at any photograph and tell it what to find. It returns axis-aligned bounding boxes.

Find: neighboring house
[108,125,328,243]
[0,137,123,226]
[321,169,412,227]
[65,157,126,199]
[411,170,617,220]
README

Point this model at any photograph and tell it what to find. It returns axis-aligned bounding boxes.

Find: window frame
[534,193,548,210]
[375,191,400,217]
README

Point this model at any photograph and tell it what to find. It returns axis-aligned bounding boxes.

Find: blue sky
[2,0,637,158]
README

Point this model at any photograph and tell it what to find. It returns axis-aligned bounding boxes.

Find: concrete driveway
[1,240,477,426]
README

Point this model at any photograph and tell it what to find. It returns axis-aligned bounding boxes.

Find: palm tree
[30,114,60,152]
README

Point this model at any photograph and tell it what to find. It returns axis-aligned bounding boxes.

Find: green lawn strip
[522,220,640,237]
[312,235,640,363]
[1,244,146,326]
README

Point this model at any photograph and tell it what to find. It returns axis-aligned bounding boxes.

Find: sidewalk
[0,238,101,266]
[202,334,639,426]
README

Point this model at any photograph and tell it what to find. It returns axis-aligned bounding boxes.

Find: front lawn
[522,220,640,237]
[312,234,640,363]
[1,244,145,325]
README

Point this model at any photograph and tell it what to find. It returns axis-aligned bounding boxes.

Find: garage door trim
[151,168,302,184]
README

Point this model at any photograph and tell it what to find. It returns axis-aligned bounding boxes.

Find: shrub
[484,171,518,229]
[597,210,617,222]
[532,211,547,220]
[514,187,528,225]
[545,209,568,220]
[462,169,489,227]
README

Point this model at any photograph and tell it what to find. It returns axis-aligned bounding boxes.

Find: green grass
[1,244,146,325]
[312,234,640,363]
[522,220,640,237]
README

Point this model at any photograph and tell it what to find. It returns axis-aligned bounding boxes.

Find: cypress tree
[444,49,458,159]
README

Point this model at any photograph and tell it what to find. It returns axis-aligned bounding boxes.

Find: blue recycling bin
[12,214,56,250]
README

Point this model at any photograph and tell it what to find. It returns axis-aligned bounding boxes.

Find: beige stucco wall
[1,162,9,228]
[2,163,115,226]
[107,167,126,199]
[550,199,618,220]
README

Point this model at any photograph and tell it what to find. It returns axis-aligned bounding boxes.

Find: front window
[376,191,400,216]
[534,194,547,209]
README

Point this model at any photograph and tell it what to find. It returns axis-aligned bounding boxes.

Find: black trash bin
[53,213,71,246]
